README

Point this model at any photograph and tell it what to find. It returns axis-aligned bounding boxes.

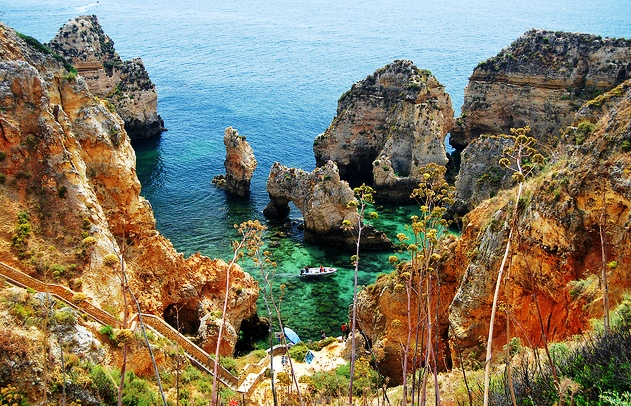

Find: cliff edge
[48,15,165,139]
[0,22,257,358]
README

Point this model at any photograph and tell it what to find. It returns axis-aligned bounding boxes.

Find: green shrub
[122,373,158,406]
[180,365,201,384]
[90,364,117,405]
[305,370,349,397]
[99,325,116,342]
[220,356,238,375]
[10,302,34,323]
[11,211,31,251]
[50,263,65,279]
[53,308,76,325]
[621,140,631,152]
[288,342,309,361]
[575,121,595,144]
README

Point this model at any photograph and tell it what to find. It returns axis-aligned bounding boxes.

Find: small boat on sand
[300,266,337,276]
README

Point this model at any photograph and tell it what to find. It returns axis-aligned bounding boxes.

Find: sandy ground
[273,338,348,378]
[246,337,348,404]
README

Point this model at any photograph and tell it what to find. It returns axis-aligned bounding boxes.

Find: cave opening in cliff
[343,162,375,189]
[163,304,200,335]
[234,314,270,356]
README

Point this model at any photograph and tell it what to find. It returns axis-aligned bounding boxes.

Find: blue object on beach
[283,327,301,345]
[304,350,315,364]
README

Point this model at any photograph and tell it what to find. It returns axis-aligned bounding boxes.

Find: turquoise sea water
[2,0,630,342]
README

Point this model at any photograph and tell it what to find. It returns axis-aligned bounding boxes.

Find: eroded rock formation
[0,22,256,357]
[357,80,631,376]
[263,161,391,250]
[449,81,631,360]
[450,135,515,215]
[212,126,257,196]
[450,30,631,217]
[48,15,165,139]
[451,29,631,149]
[313,60,453,203]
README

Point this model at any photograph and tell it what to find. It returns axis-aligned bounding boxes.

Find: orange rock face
[0,22,258,356]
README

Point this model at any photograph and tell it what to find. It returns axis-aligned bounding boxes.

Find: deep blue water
[3,0,630,341]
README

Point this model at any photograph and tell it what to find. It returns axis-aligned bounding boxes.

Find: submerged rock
[212,127,257,196]
[48,15,165,139]
[263,161,391,250]
[314,60,453,203]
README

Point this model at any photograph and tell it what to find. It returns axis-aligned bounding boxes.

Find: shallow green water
[231,203,426,344]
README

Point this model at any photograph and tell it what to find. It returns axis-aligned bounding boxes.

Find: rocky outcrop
[48,15,165,139]
[0,22,256,357]
[448,79,631,361]
[451,29,631,149]
[212,127,257,196]
[313,60,453,203]
[450,135,515,216]
[450,30,631,215]
[354,80,631,380]
[263,161,391,250]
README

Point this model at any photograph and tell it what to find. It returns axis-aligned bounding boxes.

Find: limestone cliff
[48,15,165,139]
[354,79,631,379]
[313,60,453,203]
[0,22,257,358]
[451,29,631,149]
[212,126,257,196]
[450,30,631,216]
[263,161,391,250]
[449,80,631,361]
[450,135,515,215]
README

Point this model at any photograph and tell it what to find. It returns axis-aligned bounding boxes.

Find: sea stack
[212,127,257,196]
[48,15,165,139]
[313,60,454,203]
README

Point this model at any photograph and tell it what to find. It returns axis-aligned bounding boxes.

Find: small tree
[483,127,544,406]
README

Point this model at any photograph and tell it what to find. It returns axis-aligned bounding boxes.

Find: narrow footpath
[0,261,249,392]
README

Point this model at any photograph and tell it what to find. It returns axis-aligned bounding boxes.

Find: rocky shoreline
[1,16,631,402]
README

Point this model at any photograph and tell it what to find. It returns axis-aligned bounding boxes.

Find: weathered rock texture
[263,161,391,250]
[313,60,453,203]
[48,15,165,139]
[212,126,257,196]
[0,22,256,357]
[356,80,631,379]
[451,29,631,150]
[449,80,631,361]
[450,135,515,215]
[355,236,459,384]
[450,30,631,216]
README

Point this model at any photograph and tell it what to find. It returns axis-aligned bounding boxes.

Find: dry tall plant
[342,184,377,405]
[483,127,544,406]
